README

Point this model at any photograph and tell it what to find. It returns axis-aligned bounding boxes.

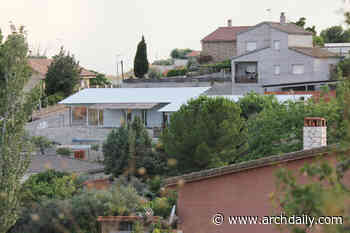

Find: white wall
[103,109,124,127]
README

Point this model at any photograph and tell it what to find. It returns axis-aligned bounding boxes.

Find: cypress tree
[133,36,149,78]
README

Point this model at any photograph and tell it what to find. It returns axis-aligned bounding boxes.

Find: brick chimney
[303,117,327,150]
[227,19,232,27]
[280,12,286,24]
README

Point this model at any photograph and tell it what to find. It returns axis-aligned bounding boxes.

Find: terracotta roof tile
[290,47,340,58]
[28,58,96,78]
[202,26,251,42]
[186,51,201,57]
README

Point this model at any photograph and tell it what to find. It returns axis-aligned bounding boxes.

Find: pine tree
[0,25,39,233]
[45,47,81,97]
[134,36,149,78]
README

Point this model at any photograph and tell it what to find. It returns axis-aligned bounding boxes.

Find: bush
[202,60,231,73]
[91,144,100,151]
[47,92,65,106]
[152,59,174,66]
[166,68,187,77]
[56,147,72,156]
[31,136,53,155]
[148,67,162,79]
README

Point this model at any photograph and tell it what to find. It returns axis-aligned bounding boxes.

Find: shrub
[166,68,187,77]
[148,67,162,79]
[152,59,174,66]
[56,147,72,156]
[91,144,100,151]
[47,92,65,106]
[31,136,53,155]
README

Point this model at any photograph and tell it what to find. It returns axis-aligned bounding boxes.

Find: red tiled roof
[186,51,201,57]
[289,47,340,58]
[28,58,96,78]
[201,26,251,42]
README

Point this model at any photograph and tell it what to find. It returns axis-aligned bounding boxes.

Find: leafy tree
[0,25,39,233]
[45,47,81,98]
[134,36,149,78]
[89,71,111,86]
[320,26,350,43]
[237,93,279,119]
[170,48,193,59]
[103,117,156,178]
[313,35,325,47]
[30,136,53,155]
[161,96,248,174]
[21,170,79,203]
[295,17,306,28]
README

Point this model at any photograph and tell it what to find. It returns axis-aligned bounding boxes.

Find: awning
[89,103,159,110]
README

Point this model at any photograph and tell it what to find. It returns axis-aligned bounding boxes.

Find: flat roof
[59,87,210,105]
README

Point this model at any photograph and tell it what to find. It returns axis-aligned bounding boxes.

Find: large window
[292,64,305,74]
[246,42,257,52]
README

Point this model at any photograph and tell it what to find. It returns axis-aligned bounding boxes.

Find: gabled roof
[28,58,96,78]
[237,22,313,36]
[290,47,340,58]
[164,146,332,187]
[59,87,210,105]
[201,26,251,42]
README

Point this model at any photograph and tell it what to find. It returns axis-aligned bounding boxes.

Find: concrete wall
[236,24,271,55]
[201,41,237,62]
[288,34,313,47]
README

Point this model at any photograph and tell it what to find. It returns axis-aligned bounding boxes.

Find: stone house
[201,20,250,62]
[231,13,340,94]
[164,118,342,233]
[26,58,96,92]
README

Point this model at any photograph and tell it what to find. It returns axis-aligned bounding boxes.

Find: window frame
[273,40,281,50]
[274,65,281,75]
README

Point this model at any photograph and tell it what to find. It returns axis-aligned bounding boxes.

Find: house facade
[231,13,340,94]
[201,20,250,62]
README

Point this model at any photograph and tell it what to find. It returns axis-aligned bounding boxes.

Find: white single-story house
[59,87,313,130]
[59,87,210,128]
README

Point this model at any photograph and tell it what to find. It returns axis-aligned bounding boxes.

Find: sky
[0,0,349,75]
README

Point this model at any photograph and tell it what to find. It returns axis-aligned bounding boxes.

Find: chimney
[227,19,232,27]
[280,12,286,24]
[303,117,327,150]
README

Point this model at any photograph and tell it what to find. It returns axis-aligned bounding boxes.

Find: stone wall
[303,127,327,150]
[201,41,237,62]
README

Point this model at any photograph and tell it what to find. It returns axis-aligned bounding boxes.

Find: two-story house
[231,13,340,94]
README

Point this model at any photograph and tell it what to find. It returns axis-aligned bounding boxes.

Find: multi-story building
[231,13,340,94]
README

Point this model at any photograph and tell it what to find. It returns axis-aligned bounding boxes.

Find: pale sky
[0,0,349,75]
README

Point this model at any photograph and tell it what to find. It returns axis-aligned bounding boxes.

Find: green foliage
[170,48,192,59]
[89,72,111,86]
[245,95,344,161]
[21,170,78,203]
[313,35,324,47]
[161,96,248,174]
[320,26,350,43]
[103,116,159,178]
[45,47,81,97]
[337,57,350,78]
[31,136,53,155]
[273,157,350,233]
[134,36,149,78]
[56,147,72,156]
[201,60,231,73]
[46,91,64,106]
[0,25,39,233]
[91,144,99,151]
[11,184,143,233]
[166,68,187,77]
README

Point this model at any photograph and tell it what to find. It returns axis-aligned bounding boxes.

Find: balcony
[235,74,258,83]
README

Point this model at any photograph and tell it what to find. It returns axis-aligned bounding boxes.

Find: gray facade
[232,22,339,94]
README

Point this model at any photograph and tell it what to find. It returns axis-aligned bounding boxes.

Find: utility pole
[121,60,124,80]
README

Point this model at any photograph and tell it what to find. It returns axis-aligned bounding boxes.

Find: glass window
[274,40,280,50]
[274,65,280,75]
[246,42,257,51]
[292,64,305,74]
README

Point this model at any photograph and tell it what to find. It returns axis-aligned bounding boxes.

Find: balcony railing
[235,75,258,83]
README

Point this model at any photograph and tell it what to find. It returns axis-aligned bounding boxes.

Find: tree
[170,48,193,59]
[89,71,111,87]
[320,26,350,43]
[161,96,248,174]
[0,25,39,233]
[134,36,149,78]
[295,17,306,28]
[103,117,154,178]
[45,47,81,97]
